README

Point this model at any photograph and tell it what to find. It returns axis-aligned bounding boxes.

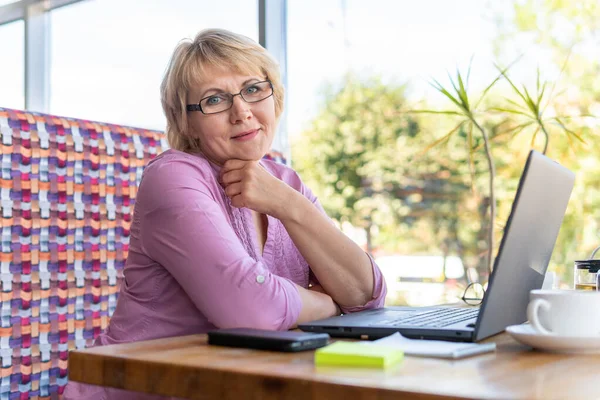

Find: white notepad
[366,332,496,359]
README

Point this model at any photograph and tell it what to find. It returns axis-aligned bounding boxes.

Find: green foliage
[414,63,504,277]
[492,0,600,285]
[293,76,409,223]
[293,1,599,290]
[293,75,469,254]
[414,46,594,281]
[492,62,586,153]
[509,0,600,47]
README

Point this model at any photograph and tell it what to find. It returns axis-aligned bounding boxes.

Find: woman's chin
[235,149,268,162]
[238,155,264,162]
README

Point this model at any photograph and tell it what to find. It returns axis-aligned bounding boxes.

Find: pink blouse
[64,149,386,400]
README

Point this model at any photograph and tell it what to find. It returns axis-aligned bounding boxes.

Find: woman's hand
[220,159,294,219]
[308,284,341,315]
[295,284,342,325]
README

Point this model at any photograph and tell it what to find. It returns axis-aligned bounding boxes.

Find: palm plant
[416,65,502,276]
[492,61,586,154]
[416,58,584,277]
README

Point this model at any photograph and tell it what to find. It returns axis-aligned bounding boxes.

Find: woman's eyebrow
[199,78,262,99]
[241,78,261,86]
[199,86,224,99]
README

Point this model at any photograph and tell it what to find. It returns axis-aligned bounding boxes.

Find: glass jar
[575,246,600,291]
[574,260,600,290]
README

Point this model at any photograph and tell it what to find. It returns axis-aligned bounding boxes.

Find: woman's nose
[229,95,252,122]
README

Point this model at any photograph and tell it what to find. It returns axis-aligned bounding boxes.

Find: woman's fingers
[222,159,248,172]
[230,193,247,209]
[221,169,244,185]
[224,182,243,198]
[220,160,258,185]
[223,180,245,208]
[220,159,288,216]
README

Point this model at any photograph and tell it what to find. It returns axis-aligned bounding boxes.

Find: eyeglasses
[461,282,486,306]
[186,80,274,115]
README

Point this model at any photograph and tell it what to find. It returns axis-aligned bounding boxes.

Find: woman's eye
[207,96,222,105]
[245,86,259,94]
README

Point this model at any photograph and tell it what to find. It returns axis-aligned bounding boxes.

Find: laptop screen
[474,150,575,340]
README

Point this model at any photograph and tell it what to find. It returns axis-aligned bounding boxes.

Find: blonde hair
[160,28,284,152]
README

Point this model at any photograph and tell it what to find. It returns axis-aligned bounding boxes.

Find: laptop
[299,150,575,342]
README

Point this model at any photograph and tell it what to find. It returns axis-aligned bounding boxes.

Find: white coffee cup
[527,289,600,336]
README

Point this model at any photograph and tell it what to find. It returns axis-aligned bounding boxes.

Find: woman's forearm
[278,190,375,308]
[293,284,340,326]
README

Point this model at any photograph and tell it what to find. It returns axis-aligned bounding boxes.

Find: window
[0,19,24,109]
[50,0,258,130]
[288,0,597,306]
[287,0,495,138]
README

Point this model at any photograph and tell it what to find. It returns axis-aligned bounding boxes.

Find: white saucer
[506,324,600,354]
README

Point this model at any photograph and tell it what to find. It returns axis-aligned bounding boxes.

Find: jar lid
[575,259,600,273]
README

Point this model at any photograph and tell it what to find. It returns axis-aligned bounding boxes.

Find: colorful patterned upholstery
[0,107,287,399]
[0,108,167,399]
[261,149,287,165]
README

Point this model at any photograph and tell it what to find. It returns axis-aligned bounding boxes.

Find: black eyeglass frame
[461,282,486,306]
[186,80,274,114]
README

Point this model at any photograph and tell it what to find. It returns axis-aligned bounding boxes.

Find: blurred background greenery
[292,0,599,305]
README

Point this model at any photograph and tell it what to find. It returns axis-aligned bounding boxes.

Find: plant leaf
[457,70,470,110]
[542,49,572,114]
[489,107,533,118]
[557,113,597,119]
[473,70,503,110]
[430,79,465,111]
[473,55,522,110]
[506,121,534,138]
[522,86,539,115]
[536,66,541,98]
[537,81,547,106]
[565,129,575,148]
[489,117,512,138]
[408,110,464,116]
[466,55,475,90]
[496,64,528,106]
[553,117,586,143]
[503,97,528,111]
[447,70,461,99]
[491,121,534,141]
[417,120,467,157]
[430,78,444,92]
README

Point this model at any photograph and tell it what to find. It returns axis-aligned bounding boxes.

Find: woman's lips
[232,129,259,141]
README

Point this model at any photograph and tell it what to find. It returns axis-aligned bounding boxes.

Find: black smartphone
[207,328,330,352]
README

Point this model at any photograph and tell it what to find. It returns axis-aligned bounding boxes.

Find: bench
[0,106,286,399]
[0,107,166,398]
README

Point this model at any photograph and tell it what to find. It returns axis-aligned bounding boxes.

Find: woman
[64,28,386,399]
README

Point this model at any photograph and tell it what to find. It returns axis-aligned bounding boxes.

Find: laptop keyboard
[375,307,479,328]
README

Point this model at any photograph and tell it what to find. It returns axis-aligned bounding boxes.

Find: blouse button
[256,275,265,284]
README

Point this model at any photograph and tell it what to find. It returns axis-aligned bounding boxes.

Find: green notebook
[314,341,404,369]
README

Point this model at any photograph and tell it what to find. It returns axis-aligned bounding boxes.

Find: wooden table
[68,332,600,400]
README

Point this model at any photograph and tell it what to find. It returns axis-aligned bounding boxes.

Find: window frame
[0,0,289,155]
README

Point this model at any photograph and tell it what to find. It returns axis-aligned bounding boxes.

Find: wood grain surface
[67,333,600,400]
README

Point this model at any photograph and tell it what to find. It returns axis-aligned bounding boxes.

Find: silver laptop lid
[474,150,575,341]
